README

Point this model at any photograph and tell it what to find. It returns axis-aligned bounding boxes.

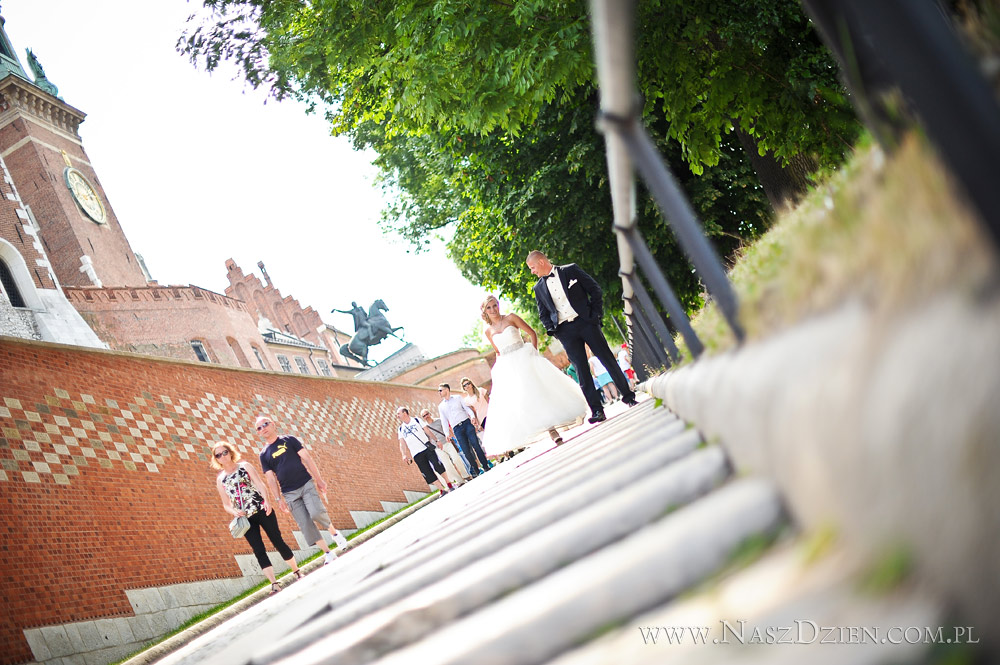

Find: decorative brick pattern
[0,336,439,665]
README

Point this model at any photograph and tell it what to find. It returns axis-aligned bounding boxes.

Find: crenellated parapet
[64,284,252,312]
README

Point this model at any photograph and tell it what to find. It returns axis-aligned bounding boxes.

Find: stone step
[353,479,784,665]
[139,401,789,665]
[22,495,430,665]
[548,541,943,665]
[249,409,698,660]
[260,446,732,664]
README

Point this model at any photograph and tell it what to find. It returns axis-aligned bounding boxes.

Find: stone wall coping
[0,334,438,388]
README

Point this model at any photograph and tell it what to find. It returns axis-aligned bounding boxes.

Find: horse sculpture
[333,299,404,366]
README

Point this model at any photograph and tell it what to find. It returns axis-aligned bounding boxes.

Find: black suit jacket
[532,263,604,335]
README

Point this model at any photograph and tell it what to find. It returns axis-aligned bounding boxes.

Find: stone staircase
[134,397,962,665]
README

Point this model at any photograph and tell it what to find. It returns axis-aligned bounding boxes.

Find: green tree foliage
[180,0,855,321]
[353,88,768,325]
[181,0,856,171]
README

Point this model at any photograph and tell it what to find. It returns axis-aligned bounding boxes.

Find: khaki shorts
[282,479,331,545]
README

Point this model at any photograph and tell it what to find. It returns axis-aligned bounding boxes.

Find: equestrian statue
[332,299,403,366]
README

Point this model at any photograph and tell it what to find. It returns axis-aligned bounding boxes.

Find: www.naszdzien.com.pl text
[638,621,979,646]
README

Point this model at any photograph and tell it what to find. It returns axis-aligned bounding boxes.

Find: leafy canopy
[180,0,856,171]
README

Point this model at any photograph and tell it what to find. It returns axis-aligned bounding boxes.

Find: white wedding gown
[482,326,588,456]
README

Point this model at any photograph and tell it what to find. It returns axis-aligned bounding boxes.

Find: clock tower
[0,11,147,288]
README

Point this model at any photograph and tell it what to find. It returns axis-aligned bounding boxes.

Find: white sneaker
[324,551,337,565]
[332,531,348,548]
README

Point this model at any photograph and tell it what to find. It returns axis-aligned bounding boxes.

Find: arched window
[0,258,26,307]
[190,340,211,363]
[293,312,308,336]
[272,302,286,328]
[226,337,251,368]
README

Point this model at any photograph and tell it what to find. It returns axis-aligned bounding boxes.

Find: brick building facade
[64,284,283,368]
[0,74,145,289]
[0,336,441,664]
[224,259,359,374]
[0,13,360,374]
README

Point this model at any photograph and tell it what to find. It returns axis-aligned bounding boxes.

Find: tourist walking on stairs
[212,440,303,595]
[256,415,349,565]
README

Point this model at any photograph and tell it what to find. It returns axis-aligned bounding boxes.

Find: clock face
[64,167,106,224]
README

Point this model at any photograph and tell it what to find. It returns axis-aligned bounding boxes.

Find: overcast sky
[3,0,502,362]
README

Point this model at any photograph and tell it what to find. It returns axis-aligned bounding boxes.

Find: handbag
[229,515,250,538]
[228,470,251,538]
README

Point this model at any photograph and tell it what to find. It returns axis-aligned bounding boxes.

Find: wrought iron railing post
[803,0,1000,251]
[627,273,681,363]
[604,117,745,344]
[621,231,704,358]
[590,0,744,369]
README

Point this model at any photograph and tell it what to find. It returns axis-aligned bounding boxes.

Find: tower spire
[0,8,30,82]
[0,9,60,97]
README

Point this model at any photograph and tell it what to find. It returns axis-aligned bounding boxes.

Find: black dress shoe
[623,397,638,407]
[587,411,607,424]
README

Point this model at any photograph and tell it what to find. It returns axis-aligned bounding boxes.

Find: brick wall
[224,259,354,368]
[392,349,494,387]
[0,150,54,292]
[64,284,280,370]
[0,336,439,664]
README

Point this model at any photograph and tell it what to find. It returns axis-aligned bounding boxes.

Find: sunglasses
[214,450,229,458]
[256,421,272,431]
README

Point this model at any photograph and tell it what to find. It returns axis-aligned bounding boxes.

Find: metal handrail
[626,273,681,363]
[590,0,742,374]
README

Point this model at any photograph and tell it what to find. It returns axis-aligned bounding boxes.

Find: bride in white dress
[480,295,587,456]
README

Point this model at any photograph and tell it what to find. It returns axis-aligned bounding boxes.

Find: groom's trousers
[556,319,636,414]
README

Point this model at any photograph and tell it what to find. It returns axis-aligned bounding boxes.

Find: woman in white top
[480,295,587,456]
[460,377,490,429]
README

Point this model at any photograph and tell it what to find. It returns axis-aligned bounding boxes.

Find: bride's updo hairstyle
[480,295,500,323]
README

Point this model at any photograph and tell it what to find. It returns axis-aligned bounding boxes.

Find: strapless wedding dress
[482,326,587,455]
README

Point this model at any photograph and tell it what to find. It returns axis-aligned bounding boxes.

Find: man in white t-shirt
[396,407,455,494]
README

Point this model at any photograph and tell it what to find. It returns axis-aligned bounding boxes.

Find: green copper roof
[0,14,29,82]
[0,12,61,98]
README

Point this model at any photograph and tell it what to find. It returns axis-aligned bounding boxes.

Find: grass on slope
[680,133,996,358]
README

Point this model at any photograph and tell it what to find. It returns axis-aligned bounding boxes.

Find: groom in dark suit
[527,250,636,423]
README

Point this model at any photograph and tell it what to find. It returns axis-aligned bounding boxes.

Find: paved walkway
[139,396,940,665]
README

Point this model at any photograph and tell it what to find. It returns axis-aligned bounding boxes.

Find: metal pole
[622,230,704,358]
[630,298,670,369]
[590,0,641,346]
[628,274,681,363]
[609,119,745,343]
[611,314,627,345]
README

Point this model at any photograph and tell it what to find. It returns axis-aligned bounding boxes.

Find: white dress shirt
[544,266,579,324]
[439,395,477,433]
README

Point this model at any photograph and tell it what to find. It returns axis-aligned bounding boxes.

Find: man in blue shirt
[257,414,348,565]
